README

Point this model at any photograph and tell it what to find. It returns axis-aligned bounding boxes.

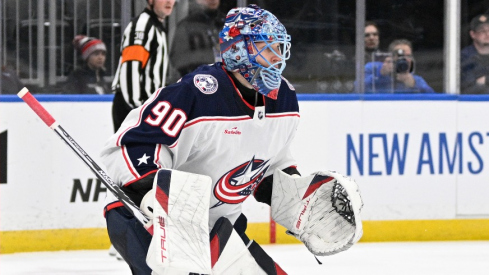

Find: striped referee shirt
[112,8,169,108]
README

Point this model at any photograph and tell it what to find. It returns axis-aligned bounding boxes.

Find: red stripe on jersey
[183,112,298,129]
[266,112,300,118]
[225,70,258,110]
[182,112,299,130]
[302,176,334,200]
[121,145,140,179]
[154,144,162,168]
[184,116,251,128]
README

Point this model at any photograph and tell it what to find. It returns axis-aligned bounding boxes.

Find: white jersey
[101,63,300,228]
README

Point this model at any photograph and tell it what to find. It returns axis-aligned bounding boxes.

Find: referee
[111,0,176,131]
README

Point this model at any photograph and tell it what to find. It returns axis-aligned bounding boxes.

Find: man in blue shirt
[364,39,435,94]
[461,14,489,94]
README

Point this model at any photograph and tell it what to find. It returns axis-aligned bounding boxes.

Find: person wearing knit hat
[63,35,110,94]
[73,35,107,62]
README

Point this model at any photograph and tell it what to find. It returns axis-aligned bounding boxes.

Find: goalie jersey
[101,62,300,227]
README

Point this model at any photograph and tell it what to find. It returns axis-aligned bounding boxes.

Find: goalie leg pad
[271,170,363,256]
[145,169,213,275]
[210,217,287,275]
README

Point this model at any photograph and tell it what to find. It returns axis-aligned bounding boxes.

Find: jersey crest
[212,156,270,208]
[194,74,219,94]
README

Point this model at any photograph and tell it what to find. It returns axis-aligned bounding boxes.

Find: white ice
[1,241,489,274]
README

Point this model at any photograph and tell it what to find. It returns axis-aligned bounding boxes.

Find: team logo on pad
[194,74,218,94]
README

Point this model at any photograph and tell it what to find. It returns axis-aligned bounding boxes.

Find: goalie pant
[106,209,286,275]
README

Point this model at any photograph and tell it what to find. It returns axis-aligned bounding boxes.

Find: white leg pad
[146,169,212,275]
[212,240,267,275]
[210,218,286,275]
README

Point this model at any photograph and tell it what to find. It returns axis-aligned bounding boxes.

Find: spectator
[364,21,381,63]
[170,0,224,77]
[461,14,489,94]
[64,35,110,95]
[364,39,435,93]
[111,0,176,132]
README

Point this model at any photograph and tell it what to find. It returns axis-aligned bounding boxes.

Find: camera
[394,49,410,73]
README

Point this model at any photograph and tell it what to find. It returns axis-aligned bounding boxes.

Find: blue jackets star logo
[137,153,151,166]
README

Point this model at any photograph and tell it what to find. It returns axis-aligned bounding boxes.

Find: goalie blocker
[271,170,363,256]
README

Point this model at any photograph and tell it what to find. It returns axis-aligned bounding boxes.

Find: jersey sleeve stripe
[265,112,300,118]
[121,145,140,179]
[121,45,150,68]
[154,144,163,168]
[182,114,297,129]
[168,140,178,149]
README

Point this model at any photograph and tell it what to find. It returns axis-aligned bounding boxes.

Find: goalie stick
[17,87,150,228]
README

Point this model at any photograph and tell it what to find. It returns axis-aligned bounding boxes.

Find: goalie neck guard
[219,4,291,99]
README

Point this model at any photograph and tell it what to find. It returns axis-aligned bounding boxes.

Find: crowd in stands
[1,1,488,95]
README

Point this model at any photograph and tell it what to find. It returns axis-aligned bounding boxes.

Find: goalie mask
[219,4,291,99]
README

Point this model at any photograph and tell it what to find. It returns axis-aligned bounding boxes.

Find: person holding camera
[364,39,435,93]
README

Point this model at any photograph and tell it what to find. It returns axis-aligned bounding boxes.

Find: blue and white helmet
[219,4,291,99]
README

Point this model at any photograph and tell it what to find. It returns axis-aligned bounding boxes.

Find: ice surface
[1,241,488,275]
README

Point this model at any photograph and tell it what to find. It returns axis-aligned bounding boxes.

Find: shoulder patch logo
[194,74,219,94]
